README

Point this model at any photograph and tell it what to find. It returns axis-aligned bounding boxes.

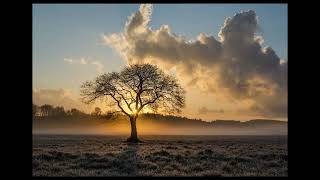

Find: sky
[33,4,287,121]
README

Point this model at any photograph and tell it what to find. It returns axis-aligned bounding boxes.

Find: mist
[33,115,287,136]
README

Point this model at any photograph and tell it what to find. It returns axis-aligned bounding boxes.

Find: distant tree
[69,108,86,117]
[53,106,66,117]
[70,108,79,116]
[104,111,114,120]
[92,107,102,116]
[40,104,54,117]
[33,103,38,117]
[66,110,72,116]
[81,63,186,142]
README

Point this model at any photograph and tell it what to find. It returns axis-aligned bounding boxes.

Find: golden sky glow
[33,4,287,121]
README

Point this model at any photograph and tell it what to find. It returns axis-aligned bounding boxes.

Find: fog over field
[33,114,287,136]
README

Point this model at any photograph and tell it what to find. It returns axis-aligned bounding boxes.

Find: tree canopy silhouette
[80,63,186,142]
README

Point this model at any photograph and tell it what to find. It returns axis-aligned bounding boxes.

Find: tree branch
[110,94,130,117]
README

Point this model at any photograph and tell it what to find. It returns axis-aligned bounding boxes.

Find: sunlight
[132,108,137,115]
[142,107,152,113]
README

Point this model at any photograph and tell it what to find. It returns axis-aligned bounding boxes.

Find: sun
[132,109,138,115]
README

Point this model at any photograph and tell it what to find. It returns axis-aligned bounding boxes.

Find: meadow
[33,135,287,176]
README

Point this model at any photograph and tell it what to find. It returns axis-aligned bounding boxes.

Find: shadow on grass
[111,143,141,176]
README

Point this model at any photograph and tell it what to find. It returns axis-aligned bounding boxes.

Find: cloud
[198,107,224,114]
[103,4,287,118]
[91,61,104,73]
[64,57,89,65]
[80,58,88,64]
[63,58,74,64]
[64,57,104,73]
[280,59,287,65]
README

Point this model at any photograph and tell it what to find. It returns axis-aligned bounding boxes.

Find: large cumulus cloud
[103,4,287,118]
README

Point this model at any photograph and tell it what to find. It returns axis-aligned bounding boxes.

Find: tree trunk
[126,116,140,143]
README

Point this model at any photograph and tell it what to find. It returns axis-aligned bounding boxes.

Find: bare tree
[81,63,186,142]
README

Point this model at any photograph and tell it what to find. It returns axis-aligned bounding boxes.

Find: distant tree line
[32,103,206,123]
[32,103,110,119]
[141,113,203,123]
[32,103,282,126]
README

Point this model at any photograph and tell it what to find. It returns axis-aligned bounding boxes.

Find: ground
[32,135,287,176]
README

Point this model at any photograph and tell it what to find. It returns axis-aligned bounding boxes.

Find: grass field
[32,135,287,176]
